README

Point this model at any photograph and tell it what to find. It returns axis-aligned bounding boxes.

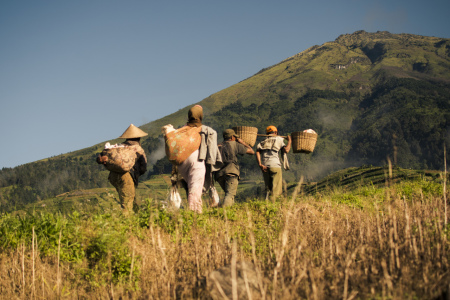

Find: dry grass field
[0,174,449,299]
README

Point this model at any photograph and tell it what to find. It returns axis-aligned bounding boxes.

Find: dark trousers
[216,175,239,207]
[262,167,282,201]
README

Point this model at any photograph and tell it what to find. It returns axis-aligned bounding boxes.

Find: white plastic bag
[281,152,290,170]
[167,185,182,209]
[209,186,220,208]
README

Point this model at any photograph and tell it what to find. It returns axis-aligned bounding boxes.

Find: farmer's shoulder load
[97,142,139,173]
[232,126,258,147]
[291,129,318,154]
[163,124,202,165]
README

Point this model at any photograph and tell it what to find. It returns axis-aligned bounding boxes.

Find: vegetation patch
[0,172,448,298]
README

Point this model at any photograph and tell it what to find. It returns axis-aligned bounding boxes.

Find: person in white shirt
[255,125,291,201]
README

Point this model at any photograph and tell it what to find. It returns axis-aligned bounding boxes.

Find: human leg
[178,150,205,213]
[269,167,283,199]
[108,172,136,215]
[217,175,238,207]
[262,171,273,199]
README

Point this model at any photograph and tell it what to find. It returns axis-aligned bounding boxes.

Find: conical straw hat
[119,124,148,139]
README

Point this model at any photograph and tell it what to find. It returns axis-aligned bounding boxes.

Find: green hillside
[1,30,449,211]
[146,30,450,181]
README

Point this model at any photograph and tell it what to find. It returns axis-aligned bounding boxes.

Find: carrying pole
[257,134,289,138]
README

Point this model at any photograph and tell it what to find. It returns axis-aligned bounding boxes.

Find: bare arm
[256,150,268,172]
[236,137,255,155]
[282,135,292,153]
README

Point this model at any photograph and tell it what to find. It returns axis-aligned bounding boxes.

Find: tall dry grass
[0,178,449,299]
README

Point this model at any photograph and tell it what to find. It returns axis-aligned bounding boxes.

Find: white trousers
[178,150,205,213]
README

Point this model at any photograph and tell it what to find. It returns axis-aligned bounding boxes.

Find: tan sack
[164,126,202,165]
[99,146,138,173]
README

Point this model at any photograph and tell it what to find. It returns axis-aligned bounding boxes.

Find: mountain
[1,30,449,212]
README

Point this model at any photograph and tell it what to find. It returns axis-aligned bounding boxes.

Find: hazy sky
[1,0,449,169]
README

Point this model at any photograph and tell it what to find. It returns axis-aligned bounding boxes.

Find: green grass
[0,169,448,298]
[14,166,438,217]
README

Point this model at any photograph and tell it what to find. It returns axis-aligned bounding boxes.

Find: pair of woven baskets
[232,126,318,154]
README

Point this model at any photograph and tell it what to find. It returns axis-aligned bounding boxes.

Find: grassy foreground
[0,176,449,299]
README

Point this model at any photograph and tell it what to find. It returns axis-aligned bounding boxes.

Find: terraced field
[15,166,442,215]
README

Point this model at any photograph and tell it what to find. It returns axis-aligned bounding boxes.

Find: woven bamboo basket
[232,126,258,147]
[291,131,318,154]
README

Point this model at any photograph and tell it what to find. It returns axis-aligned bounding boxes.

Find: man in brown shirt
[215,129,254,207]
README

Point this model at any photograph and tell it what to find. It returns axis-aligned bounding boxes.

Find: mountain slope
[1,30,449,211]
[146,31,450,177]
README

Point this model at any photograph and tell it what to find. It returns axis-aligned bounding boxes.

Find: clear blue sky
[1,0,449,169]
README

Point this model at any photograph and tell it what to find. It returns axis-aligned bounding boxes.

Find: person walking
[97,124,148,215]
[255,125,291,201]
[215,129,254,207]
[170,105,221,213]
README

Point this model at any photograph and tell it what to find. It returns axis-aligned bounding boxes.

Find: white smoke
[148,137,166,166]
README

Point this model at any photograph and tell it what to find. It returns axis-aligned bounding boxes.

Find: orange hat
[266,125,277,134]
